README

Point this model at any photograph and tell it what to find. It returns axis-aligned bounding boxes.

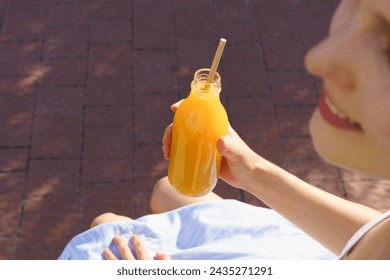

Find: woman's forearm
[244,158,382,255]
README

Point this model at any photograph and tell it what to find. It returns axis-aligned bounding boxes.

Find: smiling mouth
[318,91,362,132]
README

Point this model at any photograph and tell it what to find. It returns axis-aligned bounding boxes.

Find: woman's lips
[318,91,362,131]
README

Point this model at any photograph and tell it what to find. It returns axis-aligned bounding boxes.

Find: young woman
[59,0,390,260]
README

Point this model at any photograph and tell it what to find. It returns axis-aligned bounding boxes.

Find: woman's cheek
[363,105,390,149]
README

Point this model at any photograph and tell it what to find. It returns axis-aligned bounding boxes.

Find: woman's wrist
[243,155,278,194]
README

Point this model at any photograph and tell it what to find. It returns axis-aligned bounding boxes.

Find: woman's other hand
[103,235,171,260]
[162,100,183,160]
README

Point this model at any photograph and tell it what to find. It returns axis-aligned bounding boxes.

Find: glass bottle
[168,68,228,196]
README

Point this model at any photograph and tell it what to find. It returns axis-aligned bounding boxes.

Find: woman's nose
[304,33,356,91]
[305,0,359,90]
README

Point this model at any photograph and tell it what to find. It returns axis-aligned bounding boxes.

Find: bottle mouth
[192,68,221,93]
[194,68,221,84]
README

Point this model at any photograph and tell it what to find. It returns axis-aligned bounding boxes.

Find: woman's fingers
[155,252,172,260]
[162,100,184,160]
[162,123,173,160]
[103,248,119,260]
[114,235,136,260]
[131,235,151,260]
[104,235,171,260]
[170,99,184,112]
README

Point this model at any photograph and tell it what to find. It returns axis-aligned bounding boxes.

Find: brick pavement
[0,0,389,260]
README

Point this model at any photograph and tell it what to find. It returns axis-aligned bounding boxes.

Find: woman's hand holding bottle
[163,101,268,192]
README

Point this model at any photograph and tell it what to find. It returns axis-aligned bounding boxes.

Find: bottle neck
[191,68,221,97]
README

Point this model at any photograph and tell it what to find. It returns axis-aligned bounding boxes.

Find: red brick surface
[0,0,389,260]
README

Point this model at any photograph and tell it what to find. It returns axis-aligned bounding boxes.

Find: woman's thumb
[217,136,240,162]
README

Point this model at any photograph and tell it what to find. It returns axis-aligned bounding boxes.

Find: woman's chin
[309,109,354,169]
[309,109,390,180]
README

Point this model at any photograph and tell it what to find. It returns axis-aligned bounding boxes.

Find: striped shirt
[58,200,336,260]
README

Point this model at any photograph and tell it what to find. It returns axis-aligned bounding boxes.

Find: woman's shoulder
[346,211,390,259]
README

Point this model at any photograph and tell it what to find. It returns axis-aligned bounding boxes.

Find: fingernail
[113,235,121,243]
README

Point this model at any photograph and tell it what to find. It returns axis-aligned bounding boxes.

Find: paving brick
[213,180,242,201]
[299,17,332,51]
[134,118,170,144]
[269,70,317,107]
[26,159,80,197]
[277,106,313,137]
[242,191,269,208]
[90,19,132,43]
[89,44,132,78]
[36,86,84,116]
[228,96,275,119]
[134,93,177,118]
[0,173,24,236]
[16,249,63,260]
[82,155,132,184]
[0,238,16,260]
[174,5,215,37]
[0,42,41,58]
[31,129,81,158]
[0,77,38,98]
[217,20,258,46]
[91,0,132,19]
[19,212,78,251]
[330,0,341,8]
[41,59,86,85]
[132,191,152,218]
[85,106,131,127]
[0,148,28,171]
[282,136,318,161]
[0,95,34,126]
[0,55,41,77]
[48,3,88,26]
[44,25,88,58]
[0,0,6,12]
[0,11,46,42]
[223,45,263,63]
[263,38,305,69]
[8,0,51,10]
[86,77,132,106]
[134,144,168,192]
[134,0,172,13]
[34,114,83,132]
[0,210,20,237]
[80,182,134,229]
[223,60,268,98]
[24,192,79,214]
[287,158,343,197]
[133,10,174,49]
[84,126,132,156]
[133,93,176,143]
[0,172,25,199]
[341,170,390,212]
[293,0,333,20]
[230,116,284,166]
[176,36,217,74]
[214,0,252,22]
[0,122,31,147]
[134,50,177,95]
[311,76,323,97]
[255,7,297,39]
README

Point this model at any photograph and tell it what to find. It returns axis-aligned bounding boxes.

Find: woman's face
[305,0,390,179]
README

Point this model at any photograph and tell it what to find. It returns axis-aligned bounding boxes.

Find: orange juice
[168,69,228,196]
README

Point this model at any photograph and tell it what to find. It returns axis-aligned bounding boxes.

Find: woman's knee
[90,212,132,228]
[150,176,170,213]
